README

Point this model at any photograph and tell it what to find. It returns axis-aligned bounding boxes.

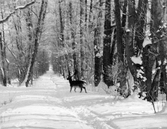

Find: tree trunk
[114,0,128,97]
[58,0,67,78]
[114,0,124,62]
[85,0,87,30]
[126,0,148,89]
[103,0,113,86]
[159,40,167,100]
[22,0,48,87]
[69,2,80,80]
[94,0,104,86]
[125,0,136,81]
[135,0,148,52]
[144,0,164,101]
[0,32,7,86]
[0,9,8,86]
[80,0,85,79]
[88,0,93,31]
[148,61,161,101]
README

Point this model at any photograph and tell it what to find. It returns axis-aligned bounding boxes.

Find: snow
[143,36,152,48]
[131,55,142,65]
[0,68,167,129]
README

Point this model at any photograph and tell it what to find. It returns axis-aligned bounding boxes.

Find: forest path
[1,68,167,129]
[0,69,94,129]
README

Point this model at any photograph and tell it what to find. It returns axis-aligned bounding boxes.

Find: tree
[80,0,85,79]
[21,0,48,86]
[0,0,36,24]
[144,0,167,101]
[125,0,148,96]
[0,8,7,86]
[69,1,80,80]
[0,0,36,86]
[103,0,113,86]
[114,0,129,97]
[94,0,104,86]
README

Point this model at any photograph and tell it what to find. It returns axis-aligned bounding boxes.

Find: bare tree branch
[0,0,36,24]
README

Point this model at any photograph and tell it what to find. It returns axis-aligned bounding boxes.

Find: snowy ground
[0,69,167,129]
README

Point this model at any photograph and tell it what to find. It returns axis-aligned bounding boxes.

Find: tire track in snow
[0,72,94,129]
[0,105,92,129]
[71,106,116,129]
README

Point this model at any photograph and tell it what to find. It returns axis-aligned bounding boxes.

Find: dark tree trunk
[94,0,104,86]
[114,0,124,62]
[125,0,136,81]
[0,10,7,86]
[144,0,164,101]
[126,0,148,88]
[85,0,87,30]
[103,0,113,86]
[122,0,127,28]
[159,40,167,100]
[135,0,148,53]
[143,45,156,93]
[80,0,85,79]
[59,0,64,44]
[88,0,93,34]
[109,28,116,66]
[0,32,7,86]
[114,0,128,97]
[148,61,161,101]
[58,0,65,77]
[69,2,80,80]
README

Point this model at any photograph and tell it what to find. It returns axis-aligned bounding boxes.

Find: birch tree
[22,0,48,86]
[0,0,36,86]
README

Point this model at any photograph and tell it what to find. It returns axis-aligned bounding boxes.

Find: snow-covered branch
[0,0,36,24]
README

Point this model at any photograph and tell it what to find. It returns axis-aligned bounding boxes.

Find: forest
[0,0,167,103]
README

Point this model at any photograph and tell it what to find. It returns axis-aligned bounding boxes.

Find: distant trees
[1,0,166,101]
[50,0,167,100]
[34,49,49,77]
[0,0,36,86]
[0,0,49,86]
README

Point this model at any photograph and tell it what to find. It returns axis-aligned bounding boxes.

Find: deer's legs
[83,87,87,93]
[70,86,72,92]
[74,87,77,92]
[80,87,83,93]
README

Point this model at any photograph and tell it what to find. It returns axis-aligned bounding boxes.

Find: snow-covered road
[0,70,94,129]
[0,69,167,129]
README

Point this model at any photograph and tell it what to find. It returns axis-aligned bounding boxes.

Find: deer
[67,75,87,93]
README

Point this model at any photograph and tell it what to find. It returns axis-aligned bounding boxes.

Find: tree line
[51,0,167,101]
[0,0,167,102]
[0,0,49,86]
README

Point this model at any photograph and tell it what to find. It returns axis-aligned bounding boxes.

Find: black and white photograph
[0,0,167,128]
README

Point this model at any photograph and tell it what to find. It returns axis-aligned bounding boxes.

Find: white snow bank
[63,94,112,102]
[0,70,167,129]
[1,105,78,117]
[113,114,167,129]
[88,96,156,120]
[159,102,167,113]
[131,55,142,65]
[0,105,93,129]
[13,95,62,103]
[143,36,152,48]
